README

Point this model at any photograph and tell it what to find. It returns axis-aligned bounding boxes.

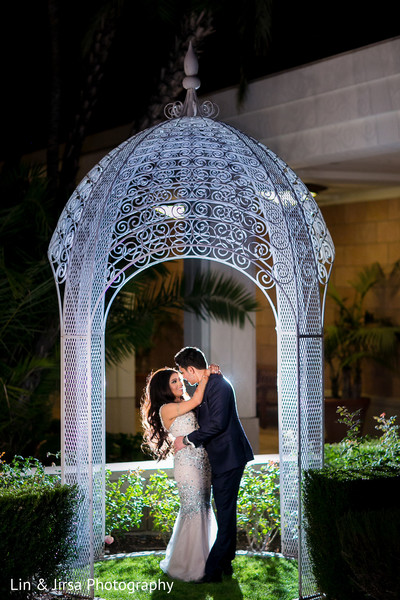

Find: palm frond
[0,275,55,349]
[0,355,56,406]
[324,325,342,360]
[351,262,384,299]
[183,270,258,326]
[388,259,400,296]
[105,306,156,365]
[351,326,400,361]
[327,284,350,313]
[118,263,172,293]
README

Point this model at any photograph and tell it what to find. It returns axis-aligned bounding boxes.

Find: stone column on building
[184,260,259,452]
[105,354,136,435]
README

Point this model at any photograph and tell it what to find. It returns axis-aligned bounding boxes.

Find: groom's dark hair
[174,346,207,370]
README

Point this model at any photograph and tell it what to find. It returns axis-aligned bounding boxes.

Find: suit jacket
[187,374,254,475]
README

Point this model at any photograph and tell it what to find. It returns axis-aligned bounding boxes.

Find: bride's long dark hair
[140,368,184,460]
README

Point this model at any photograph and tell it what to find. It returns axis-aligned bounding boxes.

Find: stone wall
[256,195,400,434]
[323,196,400,431]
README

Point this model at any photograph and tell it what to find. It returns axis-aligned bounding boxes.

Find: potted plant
[324,261,400,442]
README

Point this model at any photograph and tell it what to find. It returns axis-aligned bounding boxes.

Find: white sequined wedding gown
[160,410,217,582]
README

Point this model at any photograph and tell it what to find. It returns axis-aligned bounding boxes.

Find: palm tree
[325,262,400,399]
[0,164,58,458]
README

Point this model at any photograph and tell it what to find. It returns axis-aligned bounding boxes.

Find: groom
[174,346,254,583]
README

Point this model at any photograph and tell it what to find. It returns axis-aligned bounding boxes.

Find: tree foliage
[325,262,400,398]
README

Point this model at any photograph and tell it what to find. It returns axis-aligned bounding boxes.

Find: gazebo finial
[164,41,219,119]
[183,41,201,92]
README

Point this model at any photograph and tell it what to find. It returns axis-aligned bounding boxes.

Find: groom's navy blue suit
[187,373,254,581]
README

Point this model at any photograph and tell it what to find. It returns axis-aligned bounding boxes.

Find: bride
[140,366,219,582]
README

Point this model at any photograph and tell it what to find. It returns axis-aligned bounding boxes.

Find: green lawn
[93,553,298,600]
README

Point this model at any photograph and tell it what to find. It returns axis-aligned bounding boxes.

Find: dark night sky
[1,0,399,161]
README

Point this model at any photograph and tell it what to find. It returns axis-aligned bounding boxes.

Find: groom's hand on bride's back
[174,436,185,453]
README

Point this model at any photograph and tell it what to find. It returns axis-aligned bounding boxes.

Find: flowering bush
[107,464,281,552]
[373,412,400,462]
[144,470,180,542]
[105,469,145,536]
[237,463,280,552]
[325,408,400,468]
[0,452,60,490]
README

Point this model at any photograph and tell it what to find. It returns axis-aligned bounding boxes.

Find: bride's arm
[160,370,210,425]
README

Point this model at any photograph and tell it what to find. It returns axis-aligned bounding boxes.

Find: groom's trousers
[205,465,245,579]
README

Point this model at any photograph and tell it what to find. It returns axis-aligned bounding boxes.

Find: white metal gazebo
[48,45,334,599]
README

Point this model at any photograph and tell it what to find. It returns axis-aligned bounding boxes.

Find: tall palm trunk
[58,7,119,204]
[46,0,62,200]
[353,363,362,399]
[341,366,352,399]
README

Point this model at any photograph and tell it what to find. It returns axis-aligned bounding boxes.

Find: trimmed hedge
[303,466,400,600]
[338,508,400,600]
[0,483,79,599]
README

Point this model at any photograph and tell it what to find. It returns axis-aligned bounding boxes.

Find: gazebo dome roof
[49,42,333,303]
[49,114,333,298]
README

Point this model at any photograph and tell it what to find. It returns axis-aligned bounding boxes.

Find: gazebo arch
[48,47,334,599]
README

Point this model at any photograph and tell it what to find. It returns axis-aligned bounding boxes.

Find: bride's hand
[209,363,221,375]
[202,368,211,380]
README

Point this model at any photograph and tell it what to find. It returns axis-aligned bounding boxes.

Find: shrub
[237,463,280,552]
[104,464,281,552]
[373,412,400,463]
[325,438,384,468]
[338,508,400,600]
[325,409,400,469]
[0,454,60,490]
[144,470,180,542]
[303,465,400,600]
[105,469,145,536]
[0,454,79,599]
[142,465,281,551]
